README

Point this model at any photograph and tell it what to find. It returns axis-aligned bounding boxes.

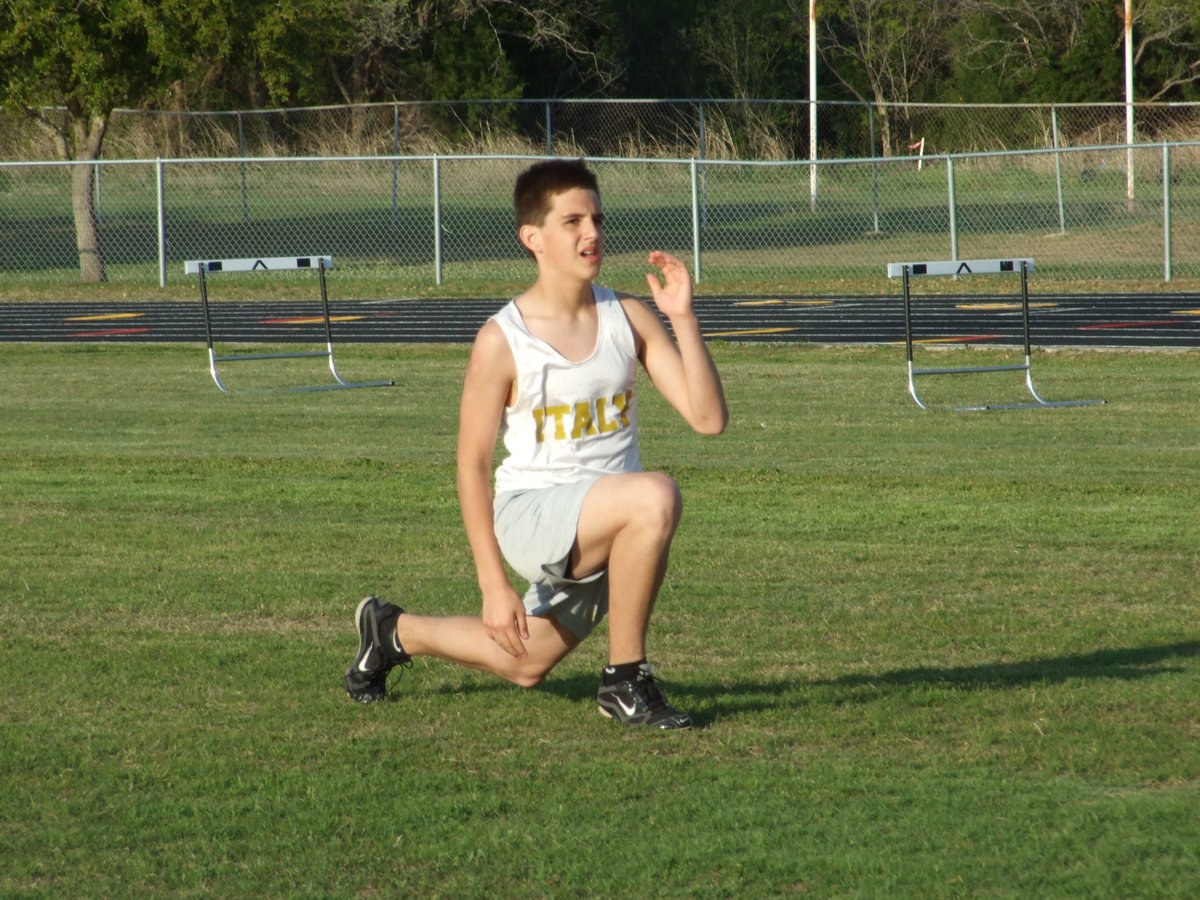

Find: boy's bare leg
[571,472,683,665]
[390,471,680,690]
[396,612,578,688]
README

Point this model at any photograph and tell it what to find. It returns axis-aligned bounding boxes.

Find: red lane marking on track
[1077,320,1180,330]
[69,328,154,337]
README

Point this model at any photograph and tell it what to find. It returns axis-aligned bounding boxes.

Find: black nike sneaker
[597,663,692,729]
[343,596,409,703]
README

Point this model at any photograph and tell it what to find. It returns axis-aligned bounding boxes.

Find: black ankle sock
[378,608,406,662]
[602,659,647,685]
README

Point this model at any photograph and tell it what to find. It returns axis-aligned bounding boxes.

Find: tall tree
[2,1,153,281]
[805,0,958,154]
[0,0,321,281]
[689,0,806,100]
[314,0,618,104]
[1131,1,1200,101]
[949,0,1200,104]
[953,0,1125,102]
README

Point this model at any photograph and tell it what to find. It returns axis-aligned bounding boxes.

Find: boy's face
[521,187,604,280]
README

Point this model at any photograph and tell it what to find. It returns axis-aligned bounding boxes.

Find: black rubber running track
[2,293,1199,347]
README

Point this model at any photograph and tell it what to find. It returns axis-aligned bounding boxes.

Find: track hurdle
[886,258,1103,411]
[186,255,392,393]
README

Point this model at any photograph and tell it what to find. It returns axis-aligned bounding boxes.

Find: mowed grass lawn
[2,341,1198,898]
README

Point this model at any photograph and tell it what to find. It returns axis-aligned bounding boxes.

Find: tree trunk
[51,111,110,283]
[875,100,893,158]
[69,162,106,283]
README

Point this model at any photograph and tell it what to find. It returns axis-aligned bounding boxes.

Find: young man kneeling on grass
[344,159,728,729]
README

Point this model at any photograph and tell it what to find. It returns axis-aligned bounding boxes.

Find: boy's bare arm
[456,322,530,657]
[627,251,728,435]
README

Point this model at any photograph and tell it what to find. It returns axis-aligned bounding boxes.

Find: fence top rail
[90,98,1200,116]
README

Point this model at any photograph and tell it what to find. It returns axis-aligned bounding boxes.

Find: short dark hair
[513,158,599,229]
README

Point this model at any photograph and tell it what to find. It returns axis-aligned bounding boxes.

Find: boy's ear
[518,223,542,255]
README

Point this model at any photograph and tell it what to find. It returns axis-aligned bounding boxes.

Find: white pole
[809,0,818,210]
[156,158,166,288]
[432,155,443,286]
[690,158,702,283]
[1125,0,1134,205]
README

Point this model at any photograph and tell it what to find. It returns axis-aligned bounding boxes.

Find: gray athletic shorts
[493,476,608,640]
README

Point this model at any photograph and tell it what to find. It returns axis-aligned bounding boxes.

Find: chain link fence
[6,99,1200,162]
[4,140,1199,293]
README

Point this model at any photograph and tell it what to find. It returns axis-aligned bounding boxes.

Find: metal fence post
[392,104,400,229]
[545,101,553,156]
[946,156,958,263]
[869,109,880,233]
[237,112,249,224]
[690,158,702,283]
[432,154,443,285]
[1052,107,1066,235]
[698,101,708,230]
[156,158,167,288]
[809,99,818,211]
[1163,142,1172,283]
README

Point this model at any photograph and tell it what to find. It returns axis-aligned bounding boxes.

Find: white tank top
[492,285,642,494]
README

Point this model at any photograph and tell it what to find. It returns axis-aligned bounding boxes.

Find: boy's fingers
[491,617,528,658]
[648,250,683,271]
[505,627,528,658]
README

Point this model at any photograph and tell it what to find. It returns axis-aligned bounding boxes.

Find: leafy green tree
[310,1,617,103]
[689,0,807,100]
[2,1,156,280]
[949,1,1122,103]
[813,0,959,154]
[584,0,701,97]
[947,0,1200,104]
[0,0,323,281]
[1121,0,1200,101]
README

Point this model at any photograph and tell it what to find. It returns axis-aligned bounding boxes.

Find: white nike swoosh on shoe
[617,696,639,717]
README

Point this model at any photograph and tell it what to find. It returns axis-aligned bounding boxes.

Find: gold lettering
[535,394,630,443]
[545,404,570,440]
[612,390,632,428]
[596,396,618,434]
[571,401,597,439]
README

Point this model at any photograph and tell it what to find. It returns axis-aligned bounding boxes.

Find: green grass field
[2,341,1198,898]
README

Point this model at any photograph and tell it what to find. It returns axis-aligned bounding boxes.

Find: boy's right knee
[512,671,547,689]
[635,472,683,535]
[506,658,554,689]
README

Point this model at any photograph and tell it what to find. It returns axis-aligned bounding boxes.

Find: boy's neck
[521,273,595,314]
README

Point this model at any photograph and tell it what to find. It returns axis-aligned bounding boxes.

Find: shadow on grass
[812,641,1200,695]
[604,641,1199,727]
[375,641,1200,729]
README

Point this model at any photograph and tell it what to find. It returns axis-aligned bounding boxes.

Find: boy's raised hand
[644,251,694,319]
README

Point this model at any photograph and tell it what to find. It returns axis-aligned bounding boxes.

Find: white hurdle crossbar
[186,255,392,393]
[887,258,1103,410]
